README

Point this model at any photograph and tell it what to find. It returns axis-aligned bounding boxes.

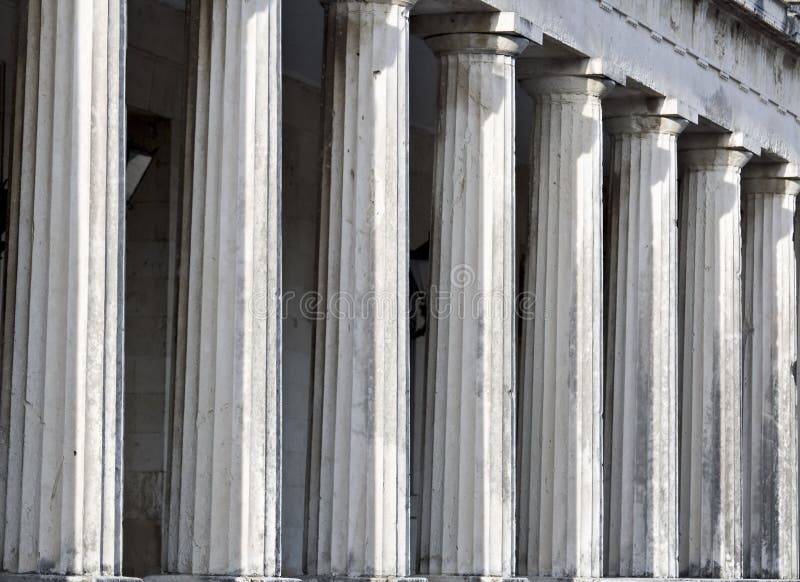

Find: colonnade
[0,1,799,582]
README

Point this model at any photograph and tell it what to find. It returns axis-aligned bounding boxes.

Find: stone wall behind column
[279,71,440,576]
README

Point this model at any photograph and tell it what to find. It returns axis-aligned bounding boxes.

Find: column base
[146,577,301,582]
[0,576,141,582]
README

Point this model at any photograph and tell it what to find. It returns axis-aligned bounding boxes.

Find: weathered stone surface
[145,577,291,582]
[0,577,140,582]
[474,0,800,163]
[517,61,613,579]
[0,0,125,576]
[602,100,687,578]
[160,0,283,577]
[678,134,754,579]
[305,0,414,577]
[741,165,800,579]
[415,22,529,579]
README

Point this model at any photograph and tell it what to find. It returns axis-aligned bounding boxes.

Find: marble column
[305,1,417,579]
[602,99,689,578]
[413,15,534,581]
[516,60,614,579]
[741,164,800,579]
[0,1,127,580]
[159,1,288,579]
[678,133,754,579]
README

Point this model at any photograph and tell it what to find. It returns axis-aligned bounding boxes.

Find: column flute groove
[602,101,687,578]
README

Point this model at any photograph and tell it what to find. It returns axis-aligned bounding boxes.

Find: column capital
[604,97,694,135]
[412,12,540,56]
[741,163,800,196]
[679,132,758,171]
[517,58,620,98]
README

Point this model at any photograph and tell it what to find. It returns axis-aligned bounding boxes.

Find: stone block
[124,434,164,473]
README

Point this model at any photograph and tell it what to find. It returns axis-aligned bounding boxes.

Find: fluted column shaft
[603,110,687,578]
[417,31,527,580]
[306,1,414,578]
[741,172,800,579]
[678,140,753,578]
[517,73,612,578]
[0,1,125,578]
[162,1,284,577]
